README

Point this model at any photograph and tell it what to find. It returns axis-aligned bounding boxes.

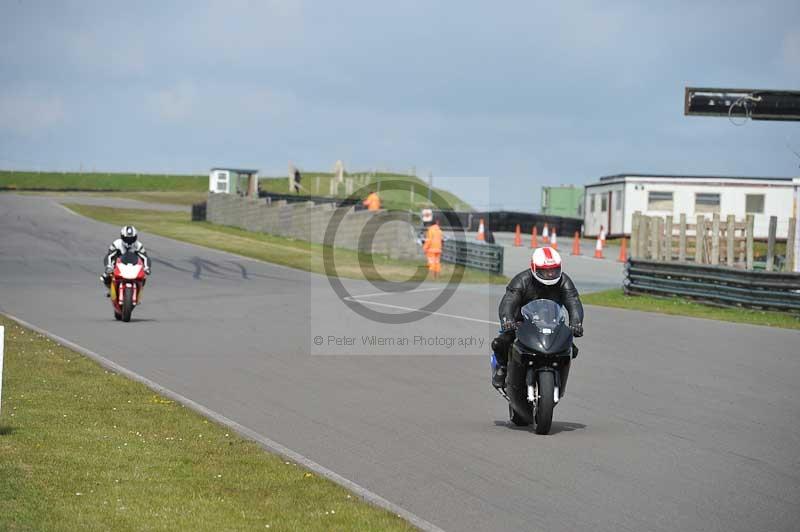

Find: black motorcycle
[496,299,575,434]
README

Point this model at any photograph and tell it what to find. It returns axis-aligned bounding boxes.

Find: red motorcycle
[110,251,147,322]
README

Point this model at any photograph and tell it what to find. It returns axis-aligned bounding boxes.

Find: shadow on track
[152,256,302,284]
[494,420,586,434]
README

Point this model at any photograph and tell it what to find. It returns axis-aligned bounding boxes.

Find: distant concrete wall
[206,193,420,260]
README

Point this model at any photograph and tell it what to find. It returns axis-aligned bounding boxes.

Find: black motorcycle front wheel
[121,288,133,322]
[534,371,555,435]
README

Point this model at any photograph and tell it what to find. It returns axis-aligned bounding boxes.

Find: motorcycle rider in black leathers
[492,246,583,388]
[100,225,151,295]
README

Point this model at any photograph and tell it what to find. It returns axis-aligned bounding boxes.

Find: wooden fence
[629,212,796,272]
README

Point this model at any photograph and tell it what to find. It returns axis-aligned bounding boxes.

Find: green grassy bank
[583,289,800,330]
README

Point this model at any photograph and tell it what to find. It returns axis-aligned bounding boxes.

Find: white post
[795,178,800,272]
[0,326,4,415]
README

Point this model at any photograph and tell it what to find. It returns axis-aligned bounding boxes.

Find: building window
[648,191,673,211]
[695,192,720,213]
[601,195,608,212]
[745,194,764,214]
[615,190,622,210]
[590,194,596,213]
[216,172,229,192]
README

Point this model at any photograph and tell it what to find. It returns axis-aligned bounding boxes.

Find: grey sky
[1,1,798,210]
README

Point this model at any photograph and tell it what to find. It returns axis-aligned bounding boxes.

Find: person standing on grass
[362,189,381,211]
[293,169,302,194]
[423,217,443,280]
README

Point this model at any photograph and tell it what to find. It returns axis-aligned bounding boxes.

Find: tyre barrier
[624,259,800,312]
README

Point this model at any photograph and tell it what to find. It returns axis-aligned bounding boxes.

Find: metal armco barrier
[429,210,582,236]
[442,240,504,274]
[259,191,360,208]
[624,259,800,311]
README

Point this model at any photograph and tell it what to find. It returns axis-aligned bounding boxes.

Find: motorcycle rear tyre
[534,371,555,435]
[122,288,133,322]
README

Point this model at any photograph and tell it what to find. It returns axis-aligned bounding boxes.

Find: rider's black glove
[500,318,517,333]
[570,323,583,337]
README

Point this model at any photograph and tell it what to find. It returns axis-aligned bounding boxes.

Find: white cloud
[145,82,300,125]
[0,91,66,135]
[147,83,198,122]
[783,28,800,69]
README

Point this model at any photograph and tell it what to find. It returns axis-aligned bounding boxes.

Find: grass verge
[0,171,207,192]
[0,316,413,531]
[64,204,507,284]
[582,289,800,330]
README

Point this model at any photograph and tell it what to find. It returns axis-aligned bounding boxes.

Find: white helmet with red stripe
[530,246,562,286]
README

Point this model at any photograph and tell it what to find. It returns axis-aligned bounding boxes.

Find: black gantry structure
[684,87,800,122]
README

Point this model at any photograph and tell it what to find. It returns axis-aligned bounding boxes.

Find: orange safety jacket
[363,192,381,211]
[423,223,443,253]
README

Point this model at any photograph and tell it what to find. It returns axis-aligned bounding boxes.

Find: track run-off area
[1,193,799,532]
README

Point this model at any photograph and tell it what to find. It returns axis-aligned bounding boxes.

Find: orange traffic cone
[617,237,628,262]
[551,228,558,249]
[542,223,550,243]
[571,231,581,255]
[593,235,604,259]
[514,224,522,247]
[476,218,485,241]
[530,226,538,248]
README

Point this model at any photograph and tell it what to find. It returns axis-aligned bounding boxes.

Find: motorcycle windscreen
[119,251,140,265]
[521,299,567,328]
[517,299,571,355]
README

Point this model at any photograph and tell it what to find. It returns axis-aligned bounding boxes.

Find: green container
[541,185,584,218]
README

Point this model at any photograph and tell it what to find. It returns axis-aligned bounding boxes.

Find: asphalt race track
[2,194,799,532]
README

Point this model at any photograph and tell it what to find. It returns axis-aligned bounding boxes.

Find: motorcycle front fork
[527,367,561,405]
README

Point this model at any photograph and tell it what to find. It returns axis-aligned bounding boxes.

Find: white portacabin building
[583,174,794,239]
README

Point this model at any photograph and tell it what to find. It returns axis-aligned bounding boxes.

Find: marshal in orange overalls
[422,222,443,279]
[362,192,381,211]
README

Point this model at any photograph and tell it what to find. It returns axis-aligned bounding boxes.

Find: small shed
[209,168,259,195]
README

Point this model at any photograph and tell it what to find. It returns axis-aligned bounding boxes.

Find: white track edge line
[1,312,445,532]
[342,298,497,325]
[350,286,445,299]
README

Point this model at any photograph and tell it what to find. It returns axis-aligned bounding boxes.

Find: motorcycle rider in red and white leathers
[492,246,584,388]
[100,225,151,294]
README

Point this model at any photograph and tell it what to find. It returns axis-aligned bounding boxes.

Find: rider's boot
[491,353,507,389]
[100,273,111,297]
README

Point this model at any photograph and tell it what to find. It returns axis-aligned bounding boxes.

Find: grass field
[65,204,507,284]
[583,289,800,330]
[0,171,207,192]
[260,173,471,212]
[0,316,413,531]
